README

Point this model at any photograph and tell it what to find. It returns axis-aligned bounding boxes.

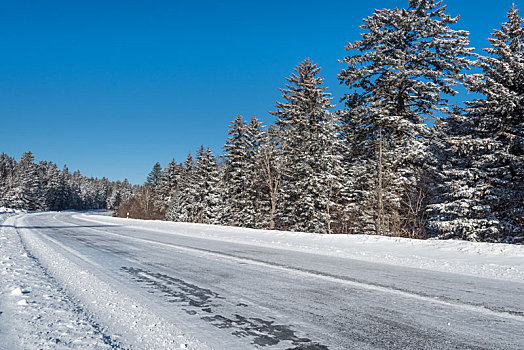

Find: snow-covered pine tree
[222,115,266,228]
[106,177,134,211]
[338,0,473,237]
[122,179,134,198]
[428,5,524,243]
[58,165,74,209]
[107,181,122,210]
[166,153,195,222]
[222,114,249,226]
[0,153,17,207]
[12,151,44,210]
[468,4,524,243]
[426,108,503,241]
[155,158,180,216]
[73,170,92,209]
[41,161,68,210]
[271,59,343,233]
[195,146,222,224]
[97,177,111,209]
[146,162,162,188]
[62,165,82,210]
[245,115,268,228]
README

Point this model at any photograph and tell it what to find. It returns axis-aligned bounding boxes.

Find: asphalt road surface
[11,212,524,349]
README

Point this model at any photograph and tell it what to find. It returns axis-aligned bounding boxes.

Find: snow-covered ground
[0,207,20,213]
[0,212,114,349]
[80,213,524,283]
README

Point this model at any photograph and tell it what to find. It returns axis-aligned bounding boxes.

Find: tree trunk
[377,127,384,236]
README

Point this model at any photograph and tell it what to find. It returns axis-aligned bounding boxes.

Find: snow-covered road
[2,211,523,349]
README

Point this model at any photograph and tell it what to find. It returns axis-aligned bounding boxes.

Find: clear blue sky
[0,0,519,184]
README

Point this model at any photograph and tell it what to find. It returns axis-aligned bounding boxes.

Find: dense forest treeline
[119,1,523,244]
[0,151,134,211]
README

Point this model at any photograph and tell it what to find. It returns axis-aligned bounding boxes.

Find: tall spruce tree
[428,5,524,242]
[14,152,44,210]
[196,147,222,224]
[42,162,67,211]
[155,158,180,216]
[164,148,222,224]
[146,162,162,188]
[271,59,342,233]
[245,116,267,228]
[222,115,266,228]
[222,115,250,226]
[338,0,473,237]
[0,153,17,207]
[426,108,501,241]
[466,4,524,242]
[166,154,195,222]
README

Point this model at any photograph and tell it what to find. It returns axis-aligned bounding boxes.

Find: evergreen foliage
[428,5,524,243]
[154,158,181,216]
[222,115,267,228]
[0,152,132,211]
[146,162,162,188]
[196,147,223,224]
[272,59,343,233]
[244,116,268,228]
[165,154,195,222]
[222,115,250,226]
[338,0,473,237]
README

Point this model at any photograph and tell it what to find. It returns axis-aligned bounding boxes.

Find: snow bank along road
[1,211,523,349]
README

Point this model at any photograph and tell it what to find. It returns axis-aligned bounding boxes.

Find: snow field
[79,213,524,283]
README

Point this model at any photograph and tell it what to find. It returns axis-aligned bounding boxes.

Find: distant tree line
[0,151,134,211]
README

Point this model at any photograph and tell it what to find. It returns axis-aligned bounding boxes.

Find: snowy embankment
[80,213,524,283]
[0,212,113,349]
